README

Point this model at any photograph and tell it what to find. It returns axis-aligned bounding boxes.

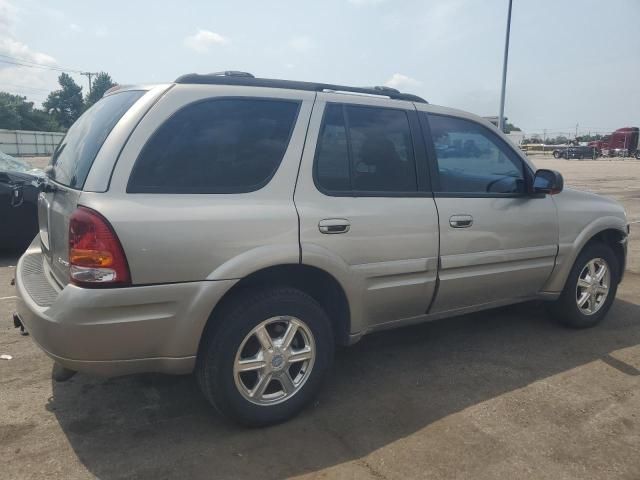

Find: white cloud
[288,35,314,53]
[385,73,422,90]
[0,0,18,34]
[183,29,229,53]
[0,0,61,106]
[69,23,82,33]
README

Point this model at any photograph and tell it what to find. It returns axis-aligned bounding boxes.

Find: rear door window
[127,98,300,193]
[49,90,145,189]
[315,104,418,194]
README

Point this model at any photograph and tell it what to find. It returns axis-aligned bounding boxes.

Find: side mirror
[533,169,563,195]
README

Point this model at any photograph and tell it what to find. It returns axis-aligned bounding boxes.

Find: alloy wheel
[233,316,316,406]
[575,258,610,315]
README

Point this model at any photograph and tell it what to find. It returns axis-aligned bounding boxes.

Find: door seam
[292,92,318,264]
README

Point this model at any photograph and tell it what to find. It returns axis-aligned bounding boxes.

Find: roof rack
[174,72,427,103]
[207,71,255,78]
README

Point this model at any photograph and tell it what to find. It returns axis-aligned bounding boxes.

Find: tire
[553,151,561,159]
[547,242,620,328]
[578,154,584,160]
[196,287,334,426]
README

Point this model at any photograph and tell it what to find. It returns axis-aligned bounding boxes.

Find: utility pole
[80,72,99,95]
[575,123,579,141]
[498,0,513,133]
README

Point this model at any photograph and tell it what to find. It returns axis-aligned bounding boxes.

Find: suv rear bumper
[15,242,236,377]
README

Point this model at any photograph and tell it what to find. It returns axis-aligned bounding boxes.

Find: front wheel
[547,243,619,328]
[197,287,334,426]
[553,151,561,159]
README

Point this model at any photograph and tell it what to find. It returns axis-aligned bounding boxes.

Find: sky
[1,0,639,136]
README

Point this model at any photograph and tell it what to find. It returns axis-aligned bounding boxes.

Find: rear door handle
[449,214,473,228]
[319,218,350,234]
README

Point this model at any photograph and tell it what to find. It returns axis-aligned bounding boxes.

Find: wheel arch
[197,264,353,361]
[543,219,627,293]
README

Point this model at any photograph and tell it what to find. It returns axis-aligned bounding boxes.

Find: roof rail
[207,71,255,78]
[173,73,427,103]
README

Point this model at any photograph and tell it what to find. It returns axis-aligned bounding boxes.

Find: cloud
[385,73,422,90]
[0,0,61,106]
[69,23,82,33]
[183,29,230,53]
[288,35,314,53]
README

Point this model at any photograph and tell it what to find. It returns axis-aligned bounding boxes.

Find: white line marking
[0,296,17,301]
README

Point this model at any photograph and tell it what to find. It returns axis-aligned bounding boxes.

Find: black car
[0,152,44,251]
[552,145,597,159]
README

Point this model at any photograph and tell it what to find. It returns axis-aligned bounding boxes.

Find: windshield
[48,90,145,189]
[0,151,44,176]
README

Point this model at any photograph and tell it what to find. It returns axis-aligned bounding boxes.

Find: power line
[0,53,99,93]
[0,53,84,74]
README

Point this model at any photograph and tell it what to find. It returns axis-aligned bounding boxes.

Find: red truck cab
[589,127,639,157]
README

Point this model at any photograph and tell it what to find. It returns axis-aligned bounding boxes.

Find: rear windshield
[49,90,145,189]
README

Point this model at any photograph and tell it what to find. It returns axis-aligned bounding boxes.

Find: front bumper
[15,242,236,376]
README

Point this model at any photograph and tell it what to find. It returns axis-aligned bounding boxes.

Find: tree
[504,122,521,133]
[43,73,84,129]
[85,72,117,107]
[0,92,61,131]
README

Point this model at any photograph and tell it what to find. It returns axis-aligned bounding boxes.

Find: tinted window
[315,105,349,191]
[315,104,417,194]
[128,99,300,193]
[427,114,525,194]
[50,90,145,189]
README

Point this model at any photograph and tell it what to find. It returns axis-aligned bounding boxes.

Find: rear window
[49,90,145,189]
[127,98,300,193]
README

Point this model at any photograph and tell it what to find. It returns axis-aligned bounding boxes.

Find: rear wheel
[197,287,334,426]
[547,243,619,328]
[553,150,561,159]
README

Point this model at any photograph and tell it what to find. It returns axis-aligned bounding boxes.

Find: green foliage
[504,122,521,133]
[43,73,84,129]
[0,92,61,131]
[577,133,604,142]
[85,72,117,107]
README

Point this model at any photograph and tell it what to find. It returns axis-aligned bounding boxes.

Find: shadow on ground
[47,292,640,480]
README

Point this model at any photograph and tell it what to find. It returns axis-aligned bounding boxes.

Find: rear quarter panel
[80,85,315,284]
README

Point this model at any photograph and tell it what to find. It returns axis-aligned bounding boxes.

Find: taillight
[68,206,131,287]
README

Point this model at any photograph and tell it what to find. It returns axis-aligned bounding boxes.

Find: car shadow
[48,291,640,479]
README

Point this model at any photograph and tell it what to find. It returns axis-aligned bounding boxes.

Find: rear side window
[127,99,300,193]
[49,90,145,189]
[315,104,417,194]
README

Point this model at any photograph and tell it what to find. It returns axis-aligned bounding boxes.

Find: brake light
[68,206,130,287]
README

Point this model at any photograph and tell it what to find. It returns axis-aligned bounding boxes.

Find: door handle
[449,214,473,228]
[319,218,350,234]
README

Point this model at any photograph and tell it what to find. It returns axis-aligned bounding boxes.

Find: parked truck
[588,127,639,158]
